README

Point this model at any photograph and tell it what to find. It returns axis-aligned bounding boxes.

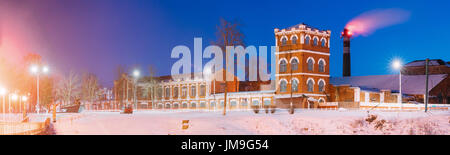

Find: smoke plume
[345,8,411,37]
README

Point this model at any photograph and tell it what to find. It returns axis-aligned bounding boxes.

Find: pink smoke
[345,8,411,37]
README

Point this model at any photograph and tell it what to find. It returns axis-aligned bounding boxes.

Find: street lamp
[30,65,49,114]
[11,93,18,114]
[21,96,28,119]
[0,87,7,121]
[392,59,403,107]
[133,70,140,110]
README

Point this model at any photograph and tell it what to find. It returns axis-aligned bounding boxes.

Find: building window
[280,80,287,92]
[190,85,196,97]
[281,37,287,46]
[321,38,326,47]
[173,87,179,98]
[319,80,325,92]
[319,60,325,72]
[291,79,298,92]
[313,37,318,46]
[230,100,237,108]
[307,58,314,71]
[165,87,170,98]
[291,58,298,71]
[292,36,297,44]
[200,102,206,108]
[191,102,197,108]
[219,101,224,108]
[181,86,187,97]
[252,100,259,106]
[305,36,310,45]
[157,87,162,98]
[173,103,179,109]
[307,79,314,92]
[165,103,171,109]
[264,99,271,106]
[200,85,206,96]
[182,103,188,108]
[240,99,248,107]
[280,60,287,73]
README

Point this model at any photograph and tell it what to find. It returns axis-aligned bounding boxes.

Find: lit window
[200,85,206,96]
[190,86,196,97]
[240,99,248,107]
[280,80,287,92]
[291,59,298,71]
[280,60,287,73]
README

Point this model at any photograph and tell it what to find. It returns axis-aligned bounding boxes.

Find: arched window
[280,80,287,92]
[319,80,325,92]
[165,87,170,98]
[182,103,188,108]
[173,103,179,109]
[292,36,297,44]
[319,60,325,72]
[307,79,314,92]
[313,37,318,46]
[281,37,287,46]
[157,87,163,98]
[200,85,206,96]
[307,58,314,71]
[165,103,171,109]
[280,60,287,73]
[240,99,248,107]
[173,87,179,98]
[191,102,197,109]
[321,38,326,47]
[291,58,298,71]
[291,79,298,92]
[210,101,216,109]
[200,102,206,108]
[181,86,187,97]
[190,85,196,97]
[305,36,311,45]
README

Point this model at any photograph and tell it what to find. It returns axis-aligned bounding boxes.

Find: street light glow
[0,87,7,96]
[392,59,402,70]
[43,66,49,73]
[133,70,140,77]
[11,94,19,101]
[31,65,39,73]
[22,96,28,102]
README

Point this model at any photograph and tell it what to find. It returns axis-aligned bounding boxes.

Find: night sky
[0,0,449,87]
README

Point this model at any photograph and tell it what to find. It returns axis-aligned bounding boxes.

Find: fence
[319,102,450,111]
[0,118,51,135]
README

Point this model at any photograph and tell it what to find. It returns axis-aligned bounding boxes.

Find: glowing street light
[11,94,18,101]
[392,59,403,106]
[30,65,49,114]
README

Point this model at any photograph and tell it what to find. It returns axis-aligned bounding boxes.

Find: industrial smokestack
[341,28,352,77]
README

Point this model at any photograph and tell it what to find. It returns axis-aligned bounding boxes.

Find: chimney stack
[341,28,352,77]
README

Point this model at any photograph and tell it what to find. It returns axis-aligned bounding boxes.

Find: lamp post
[21,96,28,119]
[31,65,49,114]
[0,87,7,121]
[392,60,403,109]
[133,70,140,111]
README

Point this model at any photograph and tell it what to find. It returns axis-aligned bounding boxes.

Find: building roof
[404,59,450,67]
[330,74,448,95]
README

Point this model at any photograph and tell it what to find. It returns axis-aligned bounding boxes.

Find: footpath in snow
[51,109,450,135]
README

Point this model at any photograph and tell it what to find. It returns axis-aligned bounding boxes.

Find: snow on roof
[404,59,450,67]
[330,74,447,95]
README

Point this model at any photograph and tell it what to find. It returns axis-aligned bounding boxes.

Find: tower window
[281,37,287,46]
[291,58,298,71]
[305,36,311,45]
[307,79,314,92]
[292,79,298,92]
[292,36,297,44]
[319,80,325,92]
[319,60,325,72]
[321,38,326,47]
[280,80,287,92]
[307,58,314,71]
[313,38,318,46]
[280,60,287,73]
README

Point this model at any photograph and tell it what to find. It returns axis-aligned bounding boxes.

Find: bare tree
[213,18,245,115]
[81,72,100,103]
[147,65,158,108]
[56,70,81,106]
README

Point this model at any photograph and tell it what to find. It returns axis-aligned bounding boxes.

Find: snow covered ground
[51,109,450,135]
